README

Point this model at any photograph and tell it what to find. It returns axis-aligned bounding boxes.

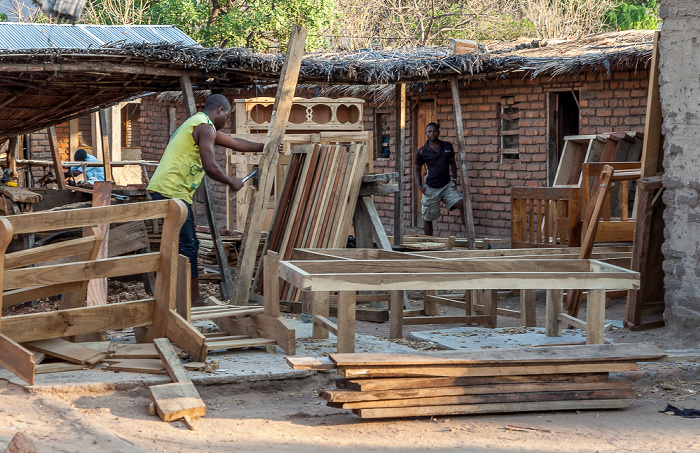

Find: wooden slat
[149,382,206,422]
[154,337,190,383]
[3,282,83,308]
[1,299,155,343]
[4,253,160,290]
[23,338,104,364]
[4,235,98,270]
[313,314,338,336]
[353,399,629,419]
[165,310,207,363]
[205,338,276,350]
[0,333,35,385]
[106,359,167,375]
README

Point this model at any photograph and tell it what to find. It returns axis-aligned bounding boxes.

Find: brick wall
[361,69,649,239]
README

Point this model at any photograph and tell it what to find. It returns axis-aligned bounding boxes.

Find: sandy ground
[2,287,699,452]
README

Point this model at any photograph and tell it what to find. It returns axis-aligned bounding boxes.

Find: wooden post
[230,25,308,306]
[393,83,406,246]
[109,105,121,185]
[312,291,330,339]
[586,289,606,345]
[449,77,476,249]
[520,289,537,327]
[337,290,356,353]
[47,127,67,190]
[7,136,17,184]
[86,181,111,307]
[69,119,78,160]
[180,73,197,117]
[263,251,280,317]
[641,30,662,179]
[546,288,563,337]
[389,290,404,339]
[98,109,114,182]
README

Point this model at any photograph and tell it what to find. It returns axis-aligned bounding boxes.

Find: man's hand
[451,177,460,186]
[230,177,244,192]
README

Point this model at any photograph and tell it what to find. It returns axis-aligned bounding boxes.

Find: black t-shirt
[414,139,455,188]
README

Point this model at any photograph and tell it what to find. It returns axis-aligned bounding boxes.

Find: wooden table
[270,252,640,353]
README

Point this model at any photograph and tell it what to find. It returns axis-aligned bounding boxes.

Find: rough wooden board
[108,221,150,257]
[0,333,35,385]
[330,343,665,367]
[322,380,633,403]
[112,342,186,359]
[24,338,105,364]
[149,381,206,422]
[286,356,335,370]
[105,359,167,374]
[353,398,630,419]
[339,362,638,379]
[165,310,207,363]
[36,361,89,374]
[154,337,190,383]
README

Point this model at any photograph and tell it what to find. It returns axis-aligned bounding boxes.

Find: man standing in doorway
[148,94,273,307]
[413,122,466,236]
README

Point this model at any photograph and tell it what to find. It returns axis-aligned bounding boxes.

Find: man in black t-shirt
[413,122,465,236]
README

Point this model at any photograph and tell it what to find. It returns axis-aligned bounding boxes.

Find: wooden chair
[510,187,582,248]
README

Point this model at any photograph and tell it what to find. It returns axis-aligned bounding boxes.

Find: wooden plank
[47,126,66,190]
[98,109,114,182]
[175,254,191,321]
[149,381,206,422]
[263,251,280,316]
[338,362,638,379]
[4,254,160,290]
[353,399,629,419]
[393,83,406,246]
[334,389,634,409]
[248,314,295,355]
[154,337,190,383]
[230,26,307,306]
[313,315,338,336]
[106,359,167,374]
[4,199,177,235]
[286,356,336,370]
[330,343,665,366]
[450,77,476,249]
[323,380,633,403]
[86,181,111,308]
[23,338,104,364]
[206,338,276,350]
[641,30,663,178]
[36,362,88,374]
[60,226,103,310]
[339,373,611,392]
[3,282,83,308]
[165,310,207,363]
[0,333,35,385]
[1,299,155,343]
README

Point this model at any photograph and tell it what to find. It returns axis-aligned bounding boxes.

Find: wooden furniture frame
[511,187,582,248]
[0,199,208,385]
[274,253,639,353]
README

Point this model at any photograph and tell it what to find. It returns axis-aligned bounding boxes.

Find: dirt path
[1,367,699,453]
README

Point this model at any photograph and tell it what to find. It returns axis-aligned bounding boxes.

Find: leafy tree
[606,0,660,30]
[147,0,341,51]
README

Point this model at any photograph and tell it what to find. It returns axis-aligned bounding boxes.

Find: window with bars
[500,97,520,160]
[121,102,141,148]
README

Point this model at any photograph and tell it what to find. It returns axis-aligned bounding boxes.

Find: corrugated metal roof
[0,23,198,50]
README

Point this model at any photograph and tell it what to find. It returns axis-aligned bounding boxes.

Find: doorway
[412,99,436,227]
[547,90,580,185]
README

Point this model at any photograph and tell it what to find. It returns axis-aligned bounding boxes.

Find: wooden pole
[230,25,308,306]
[641,30,662,179]
[86,181,111,308]
[393,83,406,246]
[449,77,476,249]
[47,127,67,190]
[98,109,114,182]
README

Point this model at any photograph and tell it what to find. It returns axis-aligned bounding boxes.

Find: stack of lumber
[254,143,367,300]
[288,344,666,419]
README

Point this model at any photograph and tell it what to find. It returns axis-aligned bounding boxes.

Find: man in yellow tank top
[149,94,271,307]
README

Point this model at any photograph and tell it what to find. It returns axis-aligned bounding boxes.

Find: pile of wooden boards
[21,337,191,376]
[288,344,666,419]
[197,230,267,280]
[253,143,367,301]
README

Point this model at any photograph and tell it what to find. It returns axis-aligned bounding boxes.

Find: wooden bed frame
[272,249,640,353]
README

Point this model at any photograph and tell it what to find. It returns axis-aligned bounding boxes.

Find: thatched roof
[0,29,653,139]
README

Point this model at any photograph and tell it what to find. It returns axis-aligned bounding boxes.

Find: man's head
[203,94,232,130]
[74,148,88,161]
[425,122,440,142]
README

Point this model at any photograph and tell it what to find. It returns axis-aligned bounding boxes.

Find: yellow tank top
[148,112,214,204]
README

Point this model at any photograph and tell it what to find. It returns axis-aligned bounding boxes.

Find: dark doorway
[547,90,580,185]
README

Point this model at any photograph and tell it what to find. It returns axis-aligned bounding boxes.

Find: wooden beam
[641,30,663,178]
[98,109,114,182]
[86,181,111,307]
[154,337,190,383]
[393,83,406,246]
[450,77,476,249]
[0,334,35,385]
[47,126,66,190]
[230,25,308,305]
[69,119,78,159]
[165,310,207,362]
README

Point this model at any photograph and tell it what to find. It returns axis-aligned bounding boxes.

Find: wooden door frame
[546,90,581,186]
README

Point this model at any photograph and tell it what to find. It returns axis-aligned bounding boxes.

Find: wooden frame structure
[272,250,640,353]
[0,199,209,385]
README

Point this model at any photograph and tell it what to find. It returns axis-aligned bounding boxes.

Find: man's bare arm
[194,124,243,191]
[414,164,426,193]
[449,156,459,184]
[214,131,264,153]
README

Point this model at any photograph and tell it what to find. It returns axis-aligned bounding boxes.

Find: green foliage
[606,0,660,30]
[0,13,7,22]
[147,0,341,51]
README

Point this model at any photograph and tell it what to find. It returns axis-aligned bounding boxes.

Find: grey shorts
[421,181,462,222]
